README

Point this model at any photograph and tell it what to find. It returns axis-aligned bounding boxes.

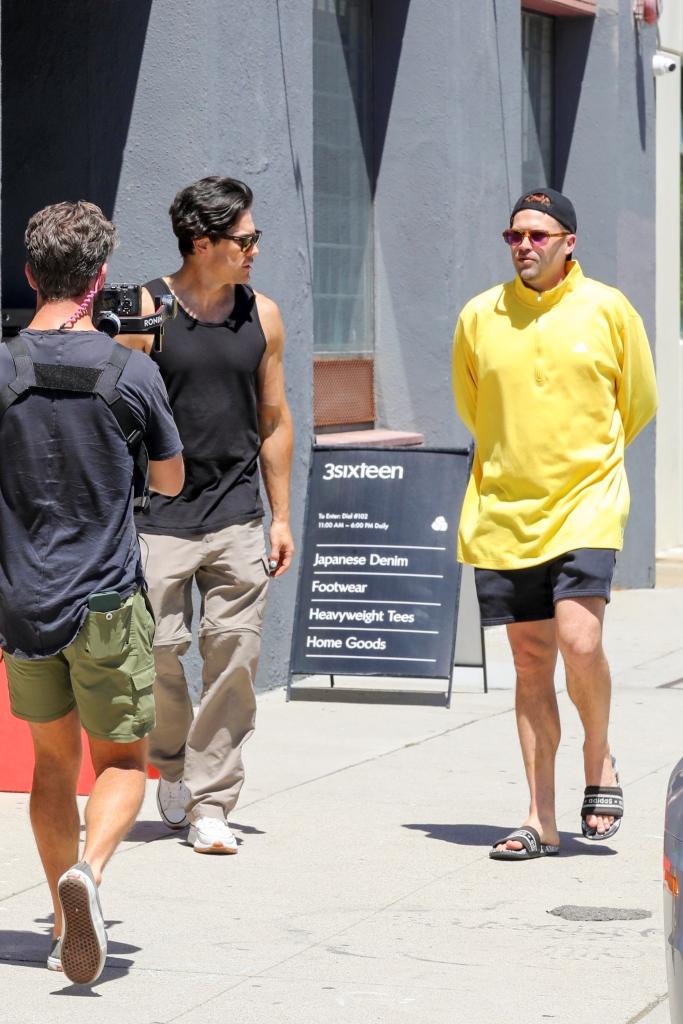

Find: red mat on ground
[0,660,158,794]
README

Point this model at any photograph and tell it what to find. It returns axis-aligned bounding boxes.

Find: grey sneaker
[156,778,190,829]
[47,936,63,972]
[57,861,107,984]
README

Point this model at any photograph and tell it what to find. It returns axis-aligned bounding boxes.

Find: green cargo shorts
[5,590,156,743]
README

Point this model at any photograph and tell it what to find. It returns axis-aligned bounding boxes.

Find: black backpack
[0,335,150,511]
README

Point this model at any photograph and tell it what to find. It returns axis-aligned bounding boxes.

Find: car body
[664,757,683,1021]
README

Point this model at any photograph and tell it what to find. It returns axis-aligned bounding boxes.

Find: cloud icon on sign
[431,516,448,532]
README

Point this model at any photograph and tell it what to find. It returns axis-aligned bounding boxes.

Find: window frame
[522,0,596,15]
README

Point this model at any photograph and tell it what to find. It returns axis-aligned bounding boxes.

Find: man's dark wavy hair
[169,176,253,256]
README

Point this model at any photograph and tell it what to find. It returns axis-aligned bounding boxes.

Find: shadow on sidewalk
[125,820,266,843]
[230,822,266,836]
[403,822,617,856]
[0,927,139,991]
[125,819,187,842]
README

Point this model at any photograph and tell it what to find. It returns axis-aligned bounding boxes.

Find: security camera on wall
[653,52,677,76]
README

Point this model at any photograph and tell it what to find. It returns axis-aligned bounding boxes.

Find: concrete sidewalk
[0,584,681,1023]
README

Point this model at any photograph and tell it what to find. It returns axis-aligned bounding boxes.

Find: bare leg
[82,737,148,884]
[28,710,83,938]
[494,619,560,852]
[555,597,616,835]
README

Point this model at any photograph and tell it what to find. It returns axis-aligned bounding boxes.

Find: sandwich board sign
[288,445,478,706]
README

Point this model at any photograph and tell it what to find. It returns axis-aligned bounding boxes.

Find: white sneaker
[189,816,238,854]
[156,778,190,830]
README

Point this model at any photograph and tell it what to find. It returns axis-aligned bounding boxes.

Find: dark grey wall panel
[1,1,152,307]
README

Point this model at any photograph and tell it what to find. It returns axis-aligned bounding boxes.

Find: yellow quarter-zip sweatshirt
[452,261,658,569]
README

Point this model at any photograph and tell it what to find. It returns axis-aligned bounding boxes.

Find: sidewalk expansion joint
[633,645,683,671]
[657,677,683,689]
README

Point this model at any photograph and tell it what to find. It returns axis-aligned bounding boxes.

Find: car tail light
[664,856,679,896]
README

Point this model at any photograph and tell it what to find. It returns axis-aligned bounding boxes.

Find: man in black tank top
[122,176,294,854]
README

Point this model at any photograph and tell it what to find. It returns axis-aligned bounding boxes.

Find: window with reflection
[522,11,554,189]
[313,0,373,356]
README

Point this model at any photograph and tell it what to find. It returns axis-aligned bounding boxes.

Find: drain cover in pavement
[549,905,651,922]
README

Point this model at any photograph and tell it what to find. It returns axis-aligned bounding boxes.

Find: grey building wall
[373,0,657,587]
[1,0,313,691]
[0,0,659,696]
[104,0,314,690]
[555,3,657,586]
[373,0,522,448]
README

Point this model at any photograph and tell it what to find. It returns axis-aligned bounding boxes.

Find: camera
[653,53,677,76]
[94,284,177,353]
[98,284,141,317]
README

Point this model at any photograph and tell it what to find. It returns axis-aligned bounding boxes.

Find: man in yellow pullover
[452,187,657,861]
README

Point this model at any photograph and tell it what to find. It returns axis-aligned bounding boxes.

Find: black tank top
[138,279,266,536]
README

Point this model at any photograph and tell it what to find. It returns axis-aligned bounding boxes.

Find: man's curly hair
[25,201,117,301]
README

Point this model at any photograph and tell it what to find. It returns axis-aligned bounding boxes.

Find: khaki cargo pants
[139,520,269,821]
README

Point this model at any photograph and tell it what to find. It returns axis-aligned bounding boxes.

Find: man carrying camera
[0,201,184,983]
[125,176,294,854]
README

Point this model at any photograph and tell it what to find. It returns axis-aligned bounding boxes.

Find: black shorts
[474,548,617,627]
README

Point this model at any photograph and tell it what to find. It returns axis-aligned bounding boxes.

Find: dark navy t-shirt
[0,329,182,659]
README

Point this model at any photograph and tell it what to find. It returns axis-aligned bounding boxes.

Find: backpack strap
[0,335,37,415]
[94,343,150,512]
[94,343,143,443]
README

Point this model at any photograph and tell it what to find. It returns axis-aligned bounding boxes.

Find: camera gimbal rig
[94,285,177,352]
